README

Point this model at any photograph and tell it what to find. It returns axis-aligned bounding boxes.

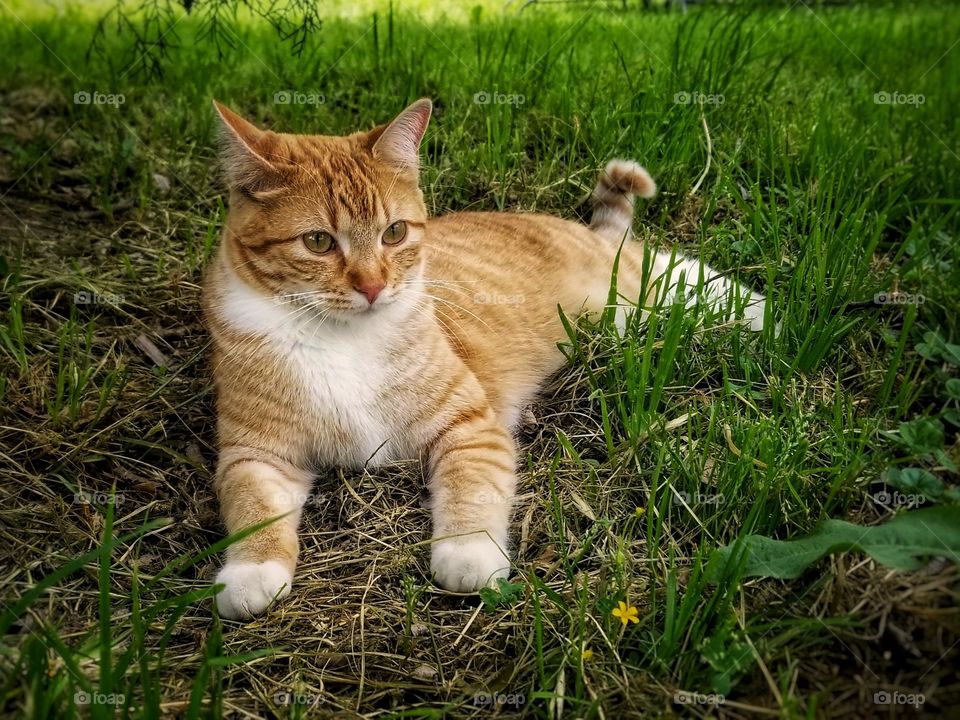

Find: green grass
[1,0,959,717]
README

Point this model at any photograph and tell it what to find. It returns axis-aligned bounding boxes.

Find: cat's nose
[354,281,385,304]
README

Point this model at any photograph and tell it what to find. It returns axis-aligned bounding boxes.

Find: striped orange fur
[204,98,768,619]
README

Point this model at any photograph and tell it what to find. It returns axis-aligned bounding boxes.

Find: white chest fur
[217,270,419,468]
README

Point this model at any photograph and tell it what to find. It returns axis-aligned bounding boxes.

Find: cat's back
[425,210,604,265]
[423,210,634,313]
[420,210,641,424]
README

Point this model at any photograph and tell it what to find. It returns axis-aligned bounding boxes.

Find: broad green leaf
[731,238,760,258]
[897,417,945,454]
[479,578,525,611]
[915,331,944,360]
[944,343,960,366]
[915,332,960,365]
[700,629,752,696]
[882,467,944,499]
[709,507,960,581]
[945,378,960,401]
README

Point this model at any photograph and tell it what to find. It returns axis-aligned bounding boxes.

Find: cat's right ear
[212,100,283,196]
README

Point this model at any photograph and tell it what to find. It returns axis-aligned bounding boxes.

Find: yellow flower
[581,648,594,661]
[612,601,639,626]
[634,506,646,517]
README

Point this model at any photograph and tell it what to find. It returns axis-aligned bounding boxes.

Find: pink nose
[354,282,385,304]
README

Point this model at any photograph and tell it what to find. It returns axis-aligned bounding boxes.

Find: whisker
[421,293,494,332]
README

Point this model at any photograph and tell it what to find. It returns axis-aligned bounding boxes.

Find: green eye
[303,231,336,254]
[383,221,407,246]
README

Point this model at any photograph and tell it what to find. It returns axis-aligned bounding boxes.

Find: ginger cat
[204,98,767,619]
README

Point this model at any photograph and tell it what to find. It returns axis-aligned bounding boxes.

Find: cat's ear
[212,100,284,195]
[371,98,432,172]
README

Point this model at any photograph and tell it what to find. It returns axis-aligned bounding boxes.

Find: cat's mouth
[278,283,410,320]
[331,289,401,317]
[353,285,404,312]
[356,293,397,313]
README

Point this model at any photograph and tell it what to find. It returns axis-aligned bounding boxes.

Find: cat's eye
[303,230,336,254]
[382,221,407,246]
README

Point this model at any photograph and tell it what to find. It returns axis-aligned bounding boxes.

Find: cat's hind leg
[587,160,768,332]
[647,251,768,332]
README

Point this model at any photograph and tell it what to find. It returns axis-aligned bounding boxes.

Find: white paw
[214,560,292,620]
[431,533,510,592]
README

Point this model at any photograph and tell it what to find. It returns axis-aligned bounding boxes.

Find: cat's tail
[589,160,656,242]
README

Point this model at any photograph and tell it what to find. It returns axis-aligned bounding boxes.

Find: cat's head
[213,99,432,319]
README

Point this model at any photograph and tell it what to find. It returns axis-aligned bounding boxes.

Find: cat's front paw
[431,533,510,592]
[214,560,292,620]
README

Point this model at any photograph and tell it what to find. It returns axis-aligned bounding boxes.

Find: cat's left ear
[372,98,432,172]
